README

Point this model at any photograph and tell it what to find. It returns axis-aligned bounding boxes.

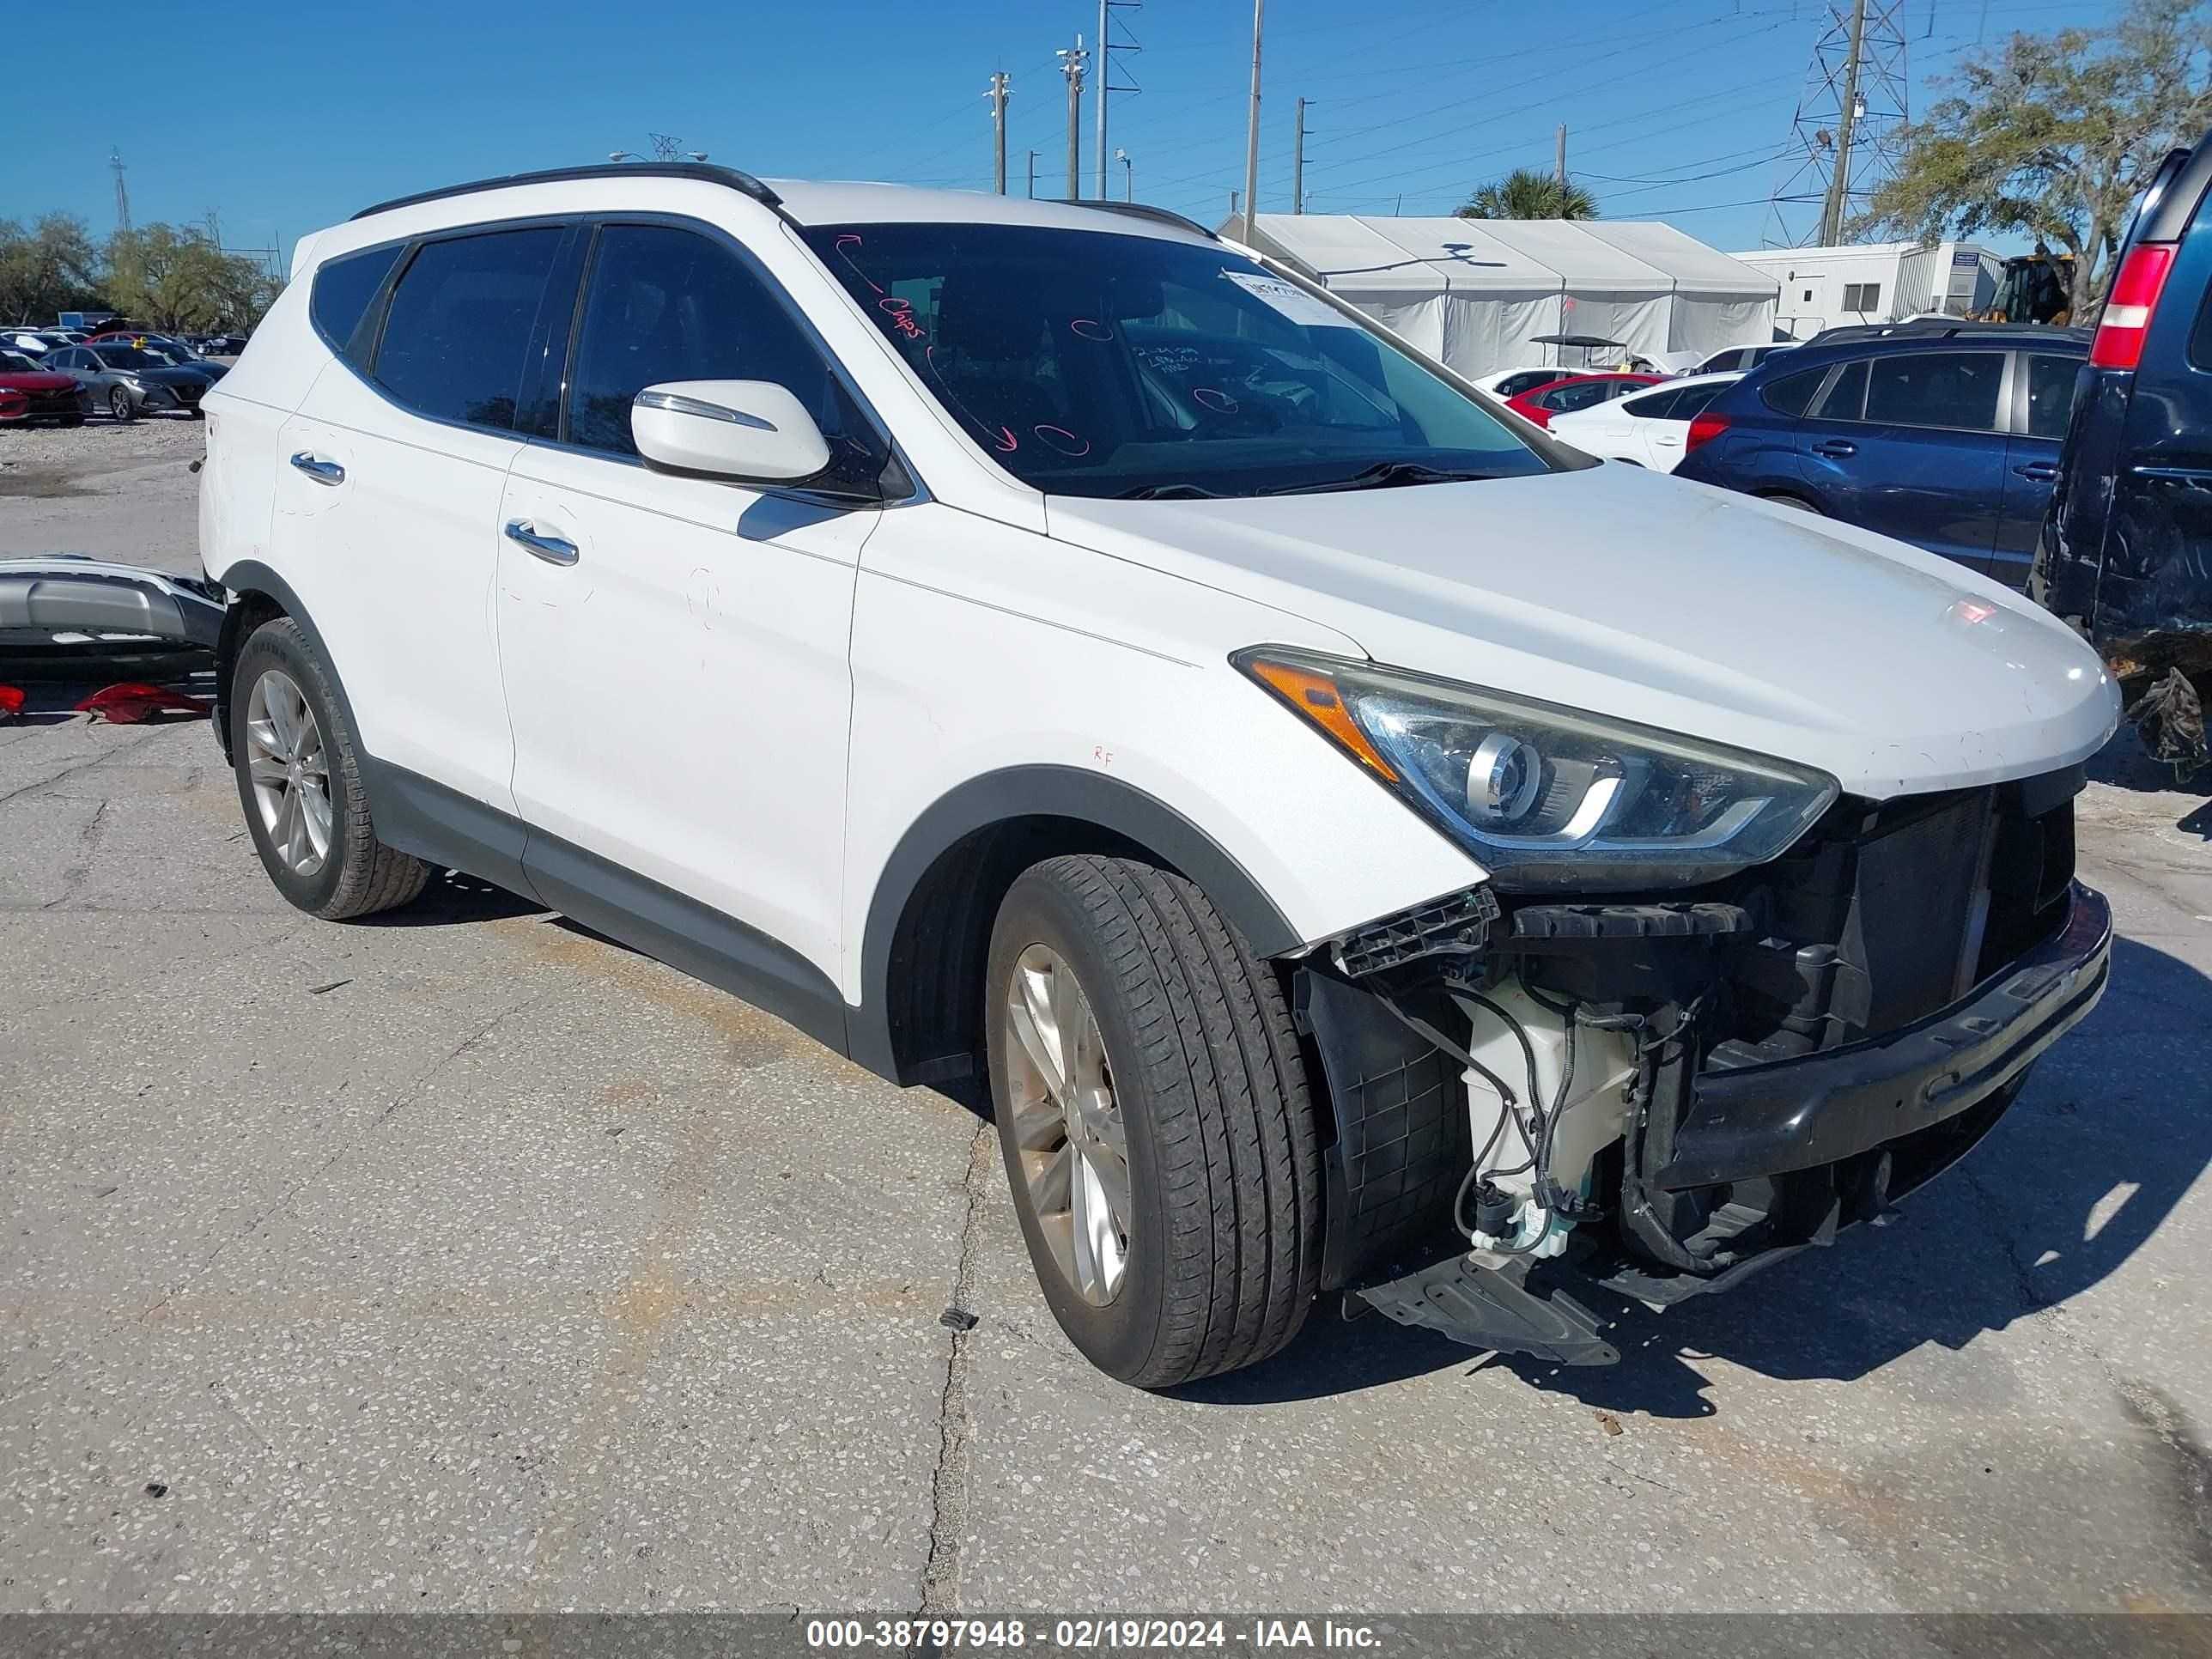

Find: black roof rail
[352,161,783,222]
[1075,200,1219,240]
[1802,319,2093,348]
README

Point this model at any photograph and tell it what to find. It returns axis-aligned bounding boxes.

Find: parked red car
[1504,372,1664,429]
[0,349,89,426]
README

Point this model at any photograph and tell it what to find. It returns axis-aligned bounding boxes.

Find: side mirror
[631,380,831,484]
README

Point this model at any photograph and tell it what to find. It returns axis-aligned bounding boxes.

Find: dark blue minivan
[1674,322,2090,586]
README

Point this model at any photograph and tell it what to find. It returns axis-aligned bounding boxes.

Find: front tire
[229,617,429,920]
[987,855,1322,1388]
[107,386,136,422]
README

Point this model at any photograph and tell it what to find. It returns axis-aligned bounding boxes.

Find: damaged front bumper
[1297,769,2112,1366]
[0,557,225,672]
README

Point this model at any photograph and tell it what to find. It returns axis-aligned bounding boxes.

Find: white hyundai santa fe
[199,165,2118,1386]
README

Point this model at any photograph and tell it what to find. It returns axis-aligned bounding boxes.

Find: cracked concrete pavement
[4,430,2212,1613]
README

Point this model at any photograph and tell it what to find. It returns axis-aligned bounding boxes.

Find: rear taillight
[1686,410,1730,453]
[2089,242,2176,369]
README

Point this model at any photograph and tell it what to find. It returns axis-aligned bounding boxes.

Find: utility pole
[1820,0,1871,244]
[1026,149,1039,199]
[110,149,131,234]
[1292,97,1307,214]
[1058,35,1088,201]
[987,71,1010,195]
[1094,0,1142,200]
[1242,0,1264,239]
[1555,124,1568,188]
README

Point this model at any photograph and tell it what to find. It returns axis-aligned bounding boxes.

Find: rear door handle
[289,452,344,486]
[504,519,579,567]
[2013,461,2060,483]
[1812,440,1857,459]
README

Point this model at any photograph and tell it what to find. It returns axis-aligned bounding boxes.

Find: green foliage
[1457,168,1600,222]
[1859,0,2212,316]
[0,216,278,329]
[0,215,104,324]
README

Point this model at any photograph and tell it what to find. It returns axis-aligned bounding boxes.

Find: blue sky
[12,0,2118,270]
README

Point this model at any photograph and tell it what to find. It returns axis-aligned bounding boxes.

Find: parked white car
[1547,370,1740,472]
[199,166,2118,1386]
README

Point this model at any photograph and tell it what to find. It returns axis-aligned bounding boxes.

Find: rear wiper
[1263,461,1495,495]
[1115,482,1226,500]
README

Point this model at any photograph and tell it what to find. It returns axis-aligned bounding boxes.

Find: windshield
[803,222,1550,498]
[0,351,36,373]
[94,346,165,369]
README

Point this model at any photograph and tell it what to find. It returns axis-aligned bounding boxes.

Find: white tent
[1236,214,1779,379]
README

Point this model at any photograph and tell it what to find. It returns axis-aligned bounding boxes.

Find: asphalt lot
[4,418,2212,1615]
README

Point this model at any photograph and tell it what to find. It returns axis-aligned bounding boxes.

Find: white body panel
[496,444,867,988]
[271,367,521,811]
[199,173,2118,1039]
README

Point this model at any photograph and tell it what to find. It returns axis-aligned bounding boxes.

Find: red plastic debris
[0,685,23,720]
[73,683,211,724]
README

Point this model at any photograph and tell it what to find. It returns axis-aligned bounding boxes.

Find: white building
[1726,242,2001,338]
[1232,214,1779,380]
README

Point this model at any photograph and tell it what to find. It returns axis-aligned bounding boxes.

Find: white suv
[200,164,2118,1386]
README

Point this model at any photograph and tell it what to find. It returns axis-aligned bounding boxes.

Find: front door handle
[504,519,579,567]
[2013,461,2060,483]
[289,451,344,486]
[1811,440,1857,459]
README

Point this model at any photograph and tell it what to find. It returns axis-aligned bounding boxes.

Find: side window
[374,227,563,431]
[1547,380,1614,413]
[1864,349,2002,431]
[565,223,878,489]
[1761,365,1826,416]
[1842,282,1882,312]
[2024,353,2081,440]
[1811,358,1869,421]
[1621,389,1680,419]
[1670,383,1725,420]
[309,244,404,354]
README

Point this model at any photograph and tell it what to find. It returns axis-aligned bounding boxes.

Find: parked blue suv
[1674,321,2091,586]
[2033,128,2212,726]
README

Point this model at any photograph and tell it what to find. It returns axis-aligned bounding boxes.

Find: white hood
[1046,464,2119,799]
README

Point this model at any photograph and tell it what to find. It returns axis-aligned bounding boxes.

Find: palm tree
[1458,168,1599,221]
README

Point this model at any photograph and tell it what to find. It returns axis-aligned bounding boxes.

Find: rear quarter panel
[199,276,327,585]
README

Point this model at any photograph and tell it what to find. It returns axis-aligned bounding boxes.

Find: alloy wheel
[244,668,333,876]
[1003,943,1132,1305]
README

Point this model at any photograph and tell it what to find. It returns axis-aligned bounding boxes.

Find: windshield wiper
[1263,461,1495,495]
[1115,482,1227,500]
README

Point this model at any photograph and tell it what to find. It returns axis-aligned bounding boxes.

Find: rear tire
[229,617,429,921]
[987,855,1322,1388]
[1762,491,1820,513]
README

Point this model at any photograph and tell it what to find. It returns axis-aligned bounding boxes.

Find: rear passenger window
[310,244,404,354]
[374,228,563,431]
[1670,383,1724,419]
[2024,354,2081,440]
[1864,350,2002,431]
[565,223,878,490]
[1812,359,1868,420]
[1761,366,1826,416]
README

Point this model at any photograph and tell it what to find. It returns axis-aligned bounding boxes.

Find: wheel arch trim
[849,764,1305,1080]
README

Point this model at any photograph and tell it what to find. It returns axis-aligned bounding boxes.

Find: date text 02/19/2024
[801,1618,1384,1650]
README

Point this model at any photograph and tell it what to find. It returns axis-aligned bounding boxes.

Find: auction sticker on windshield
[1221,270,1353,329]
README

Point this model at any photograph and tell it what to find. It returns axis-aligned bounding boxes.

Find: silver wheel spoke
[244,667,332,878]
[1029,1143,1074,1212]
[1004,943,1130,1307]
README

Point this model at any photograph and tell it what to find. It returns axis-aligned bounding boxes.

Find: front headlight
[1235,647,1838,891]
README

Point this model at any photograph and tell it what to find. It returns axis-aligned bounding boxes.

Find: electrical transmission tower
[111,149,131,234]
[1762,0,1909,247]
